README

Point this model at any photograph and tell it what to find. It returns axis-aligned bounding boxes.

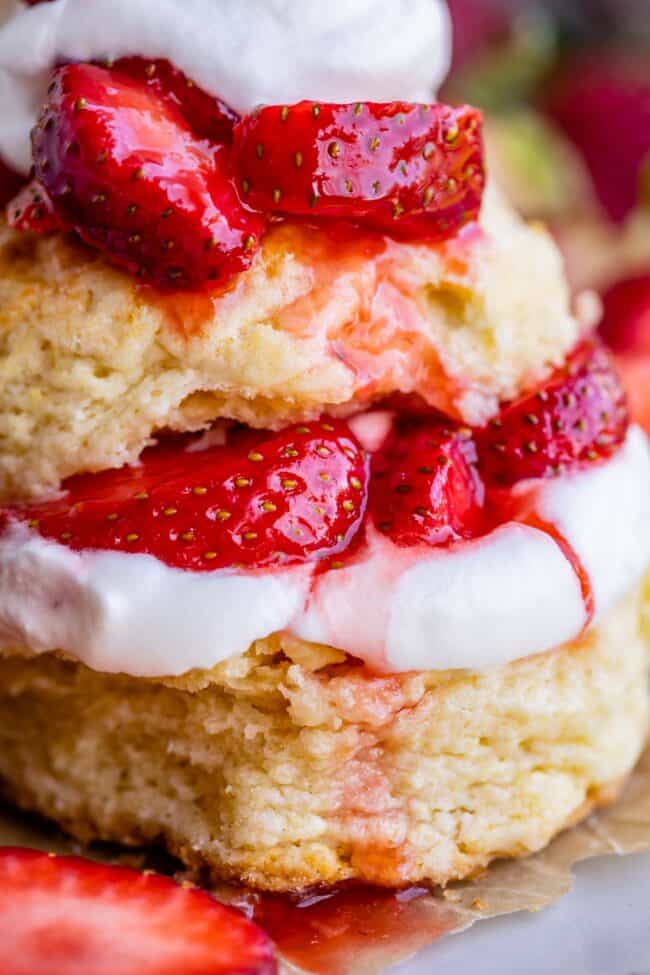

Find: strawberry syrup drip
[237,885,457,975]
[523,514,595,630]
[488,486,596,632]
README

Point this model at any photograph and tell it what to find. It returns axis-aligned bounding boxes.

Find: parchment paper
[3,746,650,975]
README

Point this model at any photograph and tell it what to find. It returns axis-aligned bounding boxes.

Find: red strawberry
[599,273,650,355]
[446,0,511,69]
[0,159,24,208]
[7,179,66,233]
[546,55,650,222]
[1,419,368,571]
[599,274,650,434]
[233,101,484,241]
[476,340,629,485]
[112,57,239,144]
[369,416,484,546]
[0,847,276,975]
[32,64,266,290]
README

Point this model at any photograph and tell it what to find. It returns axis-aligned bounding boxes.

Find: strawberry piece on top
[31,63,266,290]
[1,419,368,571]
[476,340,629,485]
[233,100,484,240]
[0,847,276,975]
[112,57,239,144]
[370,416,484,546]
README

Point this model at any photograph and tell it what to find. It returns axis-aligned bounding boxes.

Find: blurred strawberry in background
[446,0,650,432]
[547,54,650,224]
[599,274,650,433]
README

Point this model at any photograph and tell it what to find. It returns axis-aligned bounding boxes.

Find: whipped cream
[0,426,648,678]
[0,0,451,173]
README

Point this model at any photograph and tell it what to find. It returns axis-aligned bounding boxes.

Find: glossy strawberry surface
[0,847,276,975]
[1,420,368,571]
[369,416,484,546]
[31,64,265,290]
[233,100,484,240]
[112,56,239,144]
[475,340,629,485]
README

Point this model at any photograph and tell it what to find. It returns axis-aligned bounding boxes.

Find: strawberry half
[369,416,484,546]
[0,847,276,975]
[112,57,239,144]
[31,63,266,290]
[233,101,484,240]
[475,340,629,485]
[7,179,66,233]
[1,419,368,571]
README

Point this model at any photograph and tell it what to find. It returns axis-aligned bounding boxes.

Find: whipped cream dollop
[0,0,451,173]
[0,426,648,678]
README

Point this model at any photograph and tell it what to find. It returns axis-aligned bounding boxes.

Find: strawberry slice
[7,179,66,233]
[112,57,239,144]
[369,416,484,546]
[31,64,266,290]
[233,101,484,240]
[0,847,276,975]
[599,273,650,356]
[1,419,368,571]
[475,340,629,485]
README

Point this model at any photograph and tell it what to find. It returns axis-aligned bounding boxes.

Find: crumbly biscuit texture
[0,186,578,499]
[0,588,646,891]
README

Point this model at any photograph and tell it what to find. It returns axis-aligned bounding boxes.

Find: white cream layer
[0,426,648,678]
[0,0,451,173]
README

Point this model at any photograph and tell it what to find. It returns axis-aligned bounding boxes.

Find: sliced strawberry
[32,64,266,290]
[0,159,24,208]
[546,55,650,222]
[599,273,650,356]
[1,419,368,571]
[476,340,629,485]
[0,847,276,975]
[233,101,484,241]
[6,179,66,233]
[369,416,484,546]
[112,57,239,144]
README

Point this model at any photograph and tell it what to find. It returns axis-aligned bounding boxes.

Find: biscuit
[0,586,645,891]
[0,186,578,499]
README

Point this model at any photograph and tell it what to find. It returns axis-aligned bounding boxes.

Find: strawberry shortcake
[0,0,649,893]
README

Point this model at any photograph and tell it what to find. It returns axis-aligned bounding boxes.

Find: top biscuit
[0,185,579,500]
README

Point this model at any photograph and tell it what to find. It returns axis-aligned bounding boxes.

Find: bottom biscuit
[0,587,646,892]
